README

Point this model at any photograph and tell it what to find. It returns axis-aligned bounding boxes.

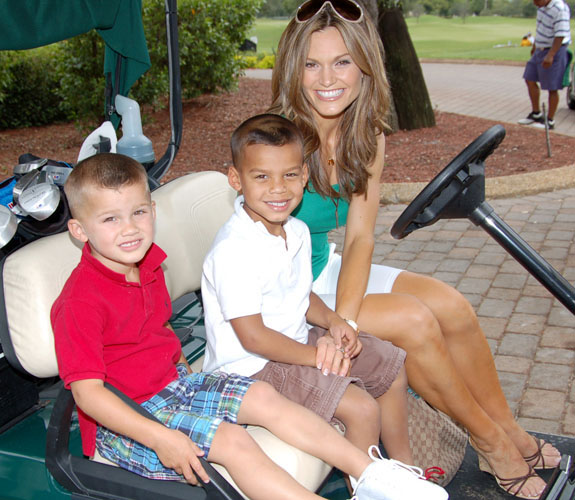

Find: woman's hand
[327,315,362,359]
[316,334,350,376]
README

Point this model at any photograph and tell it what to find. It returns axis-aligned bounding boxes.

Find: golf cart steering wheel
[391,125,506,239]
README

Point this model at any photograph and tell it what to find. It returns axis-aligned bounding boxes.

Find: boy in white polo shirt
[202,114,448,499]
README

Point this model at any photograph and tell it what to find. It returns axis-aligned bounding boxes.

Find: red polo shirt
[51,243,180,457]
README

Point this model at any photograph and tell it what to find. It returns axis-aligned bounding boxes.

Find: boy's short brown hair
[230,114,304,169]
[64,153,149,218]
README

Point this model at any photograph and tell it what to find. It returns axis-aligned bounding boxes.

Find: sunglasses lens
[331,0,363,20]
[296,0,326,21]
[296,0,363,22]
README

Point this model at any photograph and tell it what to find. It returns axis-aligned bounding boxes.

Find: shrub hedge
[0,50,69,129]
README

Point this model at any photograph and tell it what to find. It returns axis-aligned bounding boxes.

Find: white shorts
[312,244,403,310]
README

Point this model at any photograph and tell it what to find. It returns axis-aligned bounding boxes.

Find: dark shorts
[523,45,569,91]
[251,327,406,423]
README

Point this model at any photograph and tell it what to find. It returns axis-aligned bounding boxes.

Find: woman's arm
[335,133,386,322]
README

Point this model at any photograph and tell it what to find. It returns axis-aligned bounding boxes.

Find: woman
[268,1,560,498]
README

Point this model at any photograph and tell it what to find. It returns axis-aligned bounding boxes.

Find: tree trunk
[377,7,435,131]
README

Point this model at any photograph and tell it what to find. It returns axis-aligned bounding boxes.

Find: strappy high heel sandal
[470,439,544,499]
[523,437,561,470]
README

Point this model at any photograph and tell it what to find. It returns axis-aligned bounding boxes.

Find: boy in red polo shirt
[51,153,440,500]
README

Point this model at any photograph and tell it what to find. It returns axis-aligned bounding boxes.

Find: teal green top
[292,185,350,280]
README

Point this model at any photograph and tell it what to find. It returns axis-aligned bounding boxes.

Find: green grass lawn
[250,15,574,63]
[248,18,288,54]
[406,15,537,62]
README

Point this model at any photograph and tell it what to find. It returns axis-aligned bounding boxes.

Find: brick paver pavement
[421,62,575,137]
[330,188,575,437]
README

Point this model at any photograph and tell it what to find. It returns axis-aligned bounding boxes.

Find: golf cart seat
[0,171,332,499]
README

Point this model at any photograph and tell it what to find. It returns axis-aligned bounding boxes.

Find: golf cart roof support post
[105,54,125,120]
[470,202,575,314]
[147,0,183,184]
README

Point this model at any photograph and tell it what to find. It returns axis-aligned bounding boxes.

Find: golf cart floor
[446,432,575,499]
[319,432,575,499]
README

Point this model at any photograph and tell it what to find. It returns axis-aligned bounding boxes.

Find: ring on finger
[338,347,345,353]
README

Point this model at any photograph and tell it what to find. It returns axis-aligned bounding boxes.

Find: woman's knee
[433,282,479,335]
[395,297,444,351]
[393,272,478,336]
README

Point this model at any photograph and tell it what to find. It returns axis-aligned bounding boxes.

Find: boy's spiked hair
[64,153,149,218]
[230,113,304,168]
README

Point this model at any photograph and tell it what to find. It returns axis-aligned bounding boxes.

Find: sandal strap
[523,438,545,469]
[495,466,537,497]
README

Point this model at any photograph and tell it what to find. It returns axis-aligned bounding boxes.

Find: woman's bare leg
[376,366,413,464]
[355,288,546,497]
[393,271,560,466]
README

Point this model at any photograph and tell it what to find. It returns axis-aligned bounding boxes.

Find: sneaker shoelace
[350,446,432,499]
[367,444,427,479]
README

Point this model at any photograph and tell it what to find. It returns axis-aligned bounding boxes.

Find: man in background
[518,0,571,130]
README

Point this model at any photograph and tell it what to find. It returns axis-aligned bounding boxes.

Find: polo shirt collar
[542,0,559,9]
[234,195,303,255]
[81,242,166,286]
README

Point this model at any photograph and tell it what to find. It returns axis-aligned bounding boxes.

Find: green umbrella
[0,0,151,120]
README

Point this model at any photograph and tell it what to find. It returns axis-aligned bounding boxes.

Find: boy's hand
[316,334,350,377]
[153,428,209,485]
[327,315,362,359]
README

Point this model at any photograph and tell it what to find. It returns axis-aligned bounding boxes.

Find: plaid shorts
[96,365,254,480]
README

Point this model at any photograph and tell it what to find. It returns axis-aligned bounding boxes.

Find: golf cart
[391,125,575,499]
[0,2,333,499]
[565,52,575,110]
[1,3,573,500]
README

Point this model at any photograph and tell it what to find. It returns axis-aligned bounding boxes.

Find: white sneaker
[350,446,449,500]
[517,111,543,125]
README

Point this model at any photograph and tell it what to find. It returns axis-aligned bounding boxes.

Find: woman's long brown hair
[268,7,390,200]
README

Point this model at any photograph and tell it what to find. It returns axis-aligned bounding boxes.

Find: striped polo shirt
[535,0,571,48]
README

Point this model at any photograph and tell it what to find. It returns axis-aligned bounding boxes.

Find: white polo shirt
[202,195,313,376]
[535,0,571,48]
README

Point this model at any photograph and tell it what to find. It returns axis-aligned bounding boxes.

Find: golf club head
[13,170,40,205]
[13,158,47,176]
[17,183,61,221]
[43,165,72,186]
[0,205,19,248]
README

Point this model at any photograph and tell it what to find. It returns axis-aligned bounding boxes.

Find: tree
[412,3,425,21]
[451,0,470,21]
[360,0,435,131]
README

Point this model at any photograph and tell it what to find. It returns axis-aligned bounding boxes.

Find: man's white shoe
[350,446,449,500]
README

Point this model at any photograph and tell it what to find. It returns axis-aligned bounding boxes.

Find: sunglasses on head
[295,0,364,23]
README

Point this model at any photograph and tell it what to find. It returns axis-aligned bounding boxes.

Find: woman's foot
[506,424,562,470]
[469,434,546,499]
[523,437,562,470]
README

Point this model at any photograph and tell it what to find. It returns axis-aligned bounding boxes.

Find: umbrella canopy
[0,0,151,118]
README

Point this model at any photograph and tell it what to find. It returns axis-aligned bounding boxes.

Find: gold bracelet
[344,318,359,333]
